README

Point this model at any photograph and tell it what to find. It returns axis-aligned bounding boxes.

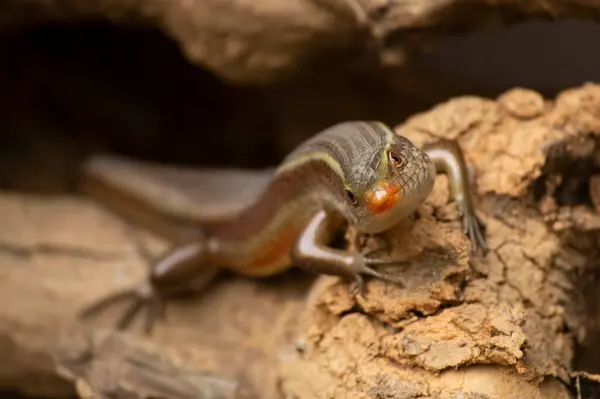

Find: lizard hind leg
[78,280,165,334]
[78,238,217,334]
[77,234,168,334]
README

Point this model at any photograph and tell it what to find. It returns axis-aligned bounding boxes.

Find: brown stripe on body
[206,121,392,275]
[207,159,346,275]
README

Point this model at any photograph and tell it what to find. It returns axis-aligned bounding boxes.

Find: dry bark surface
[3,0,600,84]
[1,84,600,398]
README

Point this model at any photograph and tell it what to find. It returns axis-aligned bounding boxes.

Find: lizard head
[342,126,436,234]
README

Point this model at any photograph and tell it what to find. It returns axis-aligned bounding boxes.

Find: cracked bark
[3,85,600,398]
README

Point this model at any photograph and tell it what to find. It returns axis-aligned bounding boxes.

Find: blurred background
[1,18,599,194]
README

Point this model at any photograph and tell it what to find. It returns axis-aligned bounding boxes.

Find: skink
[79,121,487,332]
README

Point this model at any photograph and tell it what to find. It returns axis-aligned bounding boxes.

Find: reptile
[78,121,487,333]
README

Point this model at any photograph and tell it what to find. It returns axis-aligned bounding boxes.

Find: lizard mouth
[364,180,402,215]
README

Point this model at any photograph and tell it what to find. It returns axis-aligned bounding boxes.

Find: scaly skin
[78,121,487,333]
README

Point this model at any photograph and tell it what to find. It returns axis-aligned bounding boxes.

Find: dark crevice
[338,305,365,319]
[0,20,280,194]
[415,18,600,98]
[0,390,72,399]
[532,134,600,206]
[569,373,600,399]
[528,134,600,378]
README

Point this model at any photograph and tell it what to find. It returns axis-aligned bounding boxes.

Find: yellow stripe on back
[275,150,345,181]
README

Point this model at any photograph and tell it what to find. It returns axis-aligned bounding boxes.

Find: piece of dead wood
[4,0,600,84]
[54,327,237,399]
[0,191,311,398]
[4,85,600,398]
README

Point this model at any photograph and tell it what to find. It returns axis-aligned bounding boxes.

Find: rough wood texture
[54,327,238,399]
[2,84,600,398]
[3,0,600,84]
[276,86,600,398]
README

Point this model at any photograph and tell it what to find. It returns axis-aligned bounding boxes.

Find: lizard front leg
[291,210,410,295]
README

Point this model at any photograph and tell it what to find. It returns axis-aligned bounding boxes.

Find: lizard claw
[461,211,488,255]
[348,275,366,297]
[349,253,407,292]
[78,281,165,334]
[78,232,167,334]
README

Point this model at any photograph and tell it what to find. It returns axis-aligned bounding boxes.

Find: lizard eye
[345,189,358,205]
[388,150,405,168]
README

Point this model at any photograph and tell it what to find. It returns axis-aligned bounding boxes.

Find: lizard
[78,121,487,333]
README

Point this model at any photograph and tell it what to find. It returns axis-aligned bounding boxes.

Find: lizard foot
[78,281,165,334]
[347,253,409,297]
[461,209,488,255]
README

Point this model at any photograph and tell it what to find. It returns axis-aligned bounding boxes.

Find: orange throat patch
[364,180,402,215]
